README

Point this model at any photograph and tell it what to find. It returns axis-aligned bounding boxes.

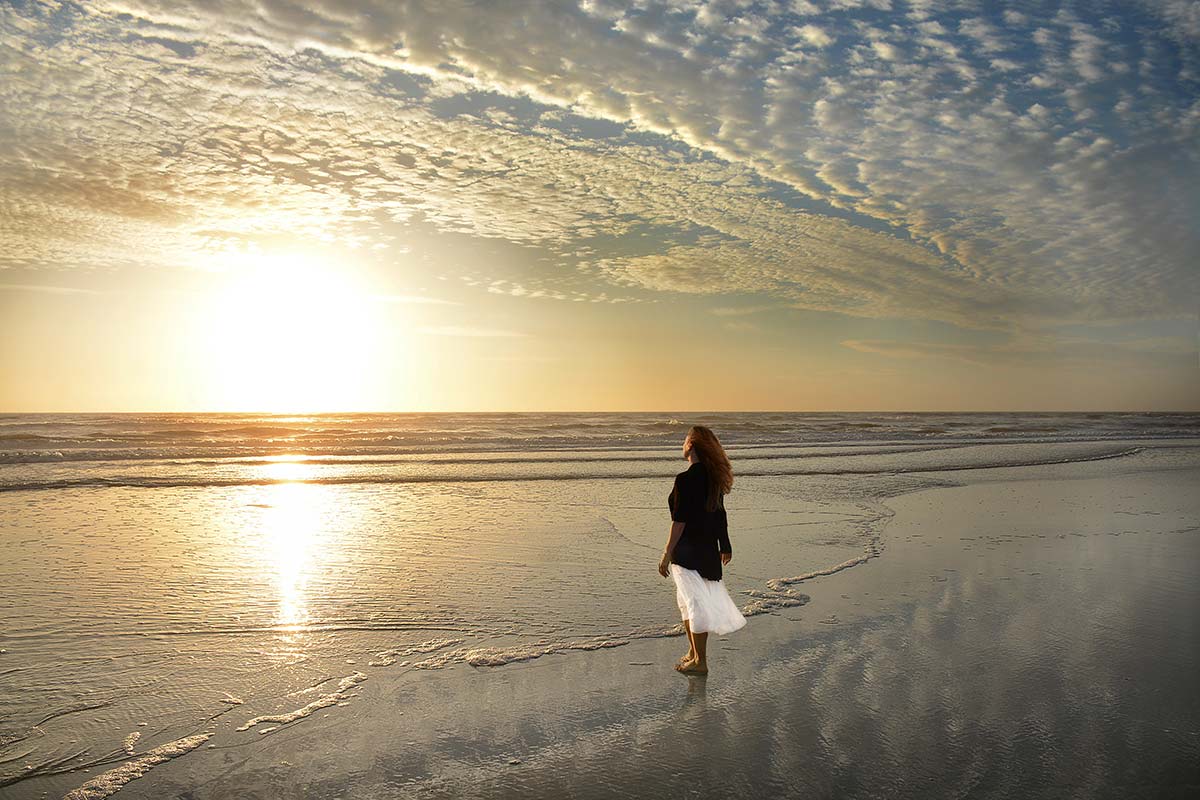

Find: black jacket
[668,461,733,581]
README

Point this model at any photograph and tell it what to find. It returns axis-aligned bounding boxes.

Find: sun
[199,252,388,413]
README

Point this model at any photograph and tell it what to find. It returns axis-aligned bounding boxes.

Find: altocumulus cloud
[0,0,1196,336]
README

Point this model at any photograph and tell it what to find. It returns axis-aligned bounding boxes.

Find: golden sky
[1,2,1197,412]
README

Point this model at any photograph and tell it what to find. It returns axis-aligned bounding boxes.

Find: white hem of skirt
[670,563,748,635]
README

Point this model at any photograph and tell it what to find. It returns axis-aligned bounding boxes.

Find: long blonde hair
[687,425,733,512]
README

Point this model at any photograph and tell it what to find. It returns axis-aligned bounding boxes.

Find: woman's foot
[678,660,708,675]
[675,653,697,669]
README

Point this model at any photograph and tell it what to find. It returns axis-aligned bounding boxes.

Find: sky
[0,0,1197,413]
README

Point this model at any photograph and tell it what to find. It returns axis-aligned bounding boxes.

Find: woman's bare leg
[691,631,708,672]
[677,620,697,666]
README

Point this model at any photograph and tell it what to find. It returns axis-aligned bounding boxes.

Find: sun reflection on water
[255,460,325,641]
[261,455,312,483]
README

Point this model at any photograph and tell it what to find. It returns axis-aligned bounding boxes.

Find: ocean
[1,411,1198,797]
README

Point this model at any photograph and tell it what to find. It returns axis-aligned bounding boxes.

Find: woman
[658,425,747,674]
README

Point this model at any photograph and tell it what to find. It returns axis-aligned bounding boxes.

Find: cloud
[710,304,782,316]
[373,294,462,305]
[840,338,987,363]
[0,0,1195,341]
[719,319,761,332]
[415,325,528,338]
[483,279,649,304]
[794,24,833,48]
[841,330,1198,368]
[0,283,105,295]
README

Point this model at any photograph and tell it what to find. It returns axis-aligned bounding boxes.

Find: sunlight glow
[261,456,313,483]
[200,252,391,413]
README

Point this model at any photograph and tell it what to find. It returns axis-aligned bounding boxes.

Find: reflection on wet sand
[151,469,1194,800]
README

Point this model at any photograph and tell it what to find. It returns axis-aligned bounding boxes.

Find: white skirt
[670,564,748,635]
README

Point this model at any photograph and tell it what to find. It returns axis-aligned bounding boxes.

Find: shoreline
[41,457,1198,800]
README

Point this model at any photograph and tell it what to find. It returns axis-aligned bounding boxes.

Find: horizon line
[1,409,1198,416]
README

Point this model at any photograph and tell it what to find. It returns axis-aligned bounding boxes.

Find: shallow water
[65,465,1200,800]
[0,412,1197,797]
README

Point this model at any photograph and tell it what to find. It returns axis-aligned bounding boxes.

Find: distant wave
[0,445,1148,492]
[2,430,1194,466]
[0,442,978,467]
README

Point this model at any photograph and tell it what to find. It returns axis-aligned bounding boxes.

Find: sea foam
[236,672,367,733]
[61,733,211,800]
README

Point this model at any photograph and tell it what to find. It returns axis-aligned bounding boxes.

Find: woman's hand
[658,552,672,577]
[720,551,732,565]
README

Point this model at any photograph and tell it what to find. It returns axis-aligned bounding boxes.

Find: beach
[77,460,1199,800]
[1,413,1197,799]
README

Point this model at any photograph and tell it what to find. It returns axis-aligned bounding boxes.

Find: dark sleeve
[717,507,732,554]
[670,472,701,524]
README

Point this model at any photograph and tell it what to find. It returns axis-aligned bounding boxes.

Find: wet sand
[73,464,1200,800]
